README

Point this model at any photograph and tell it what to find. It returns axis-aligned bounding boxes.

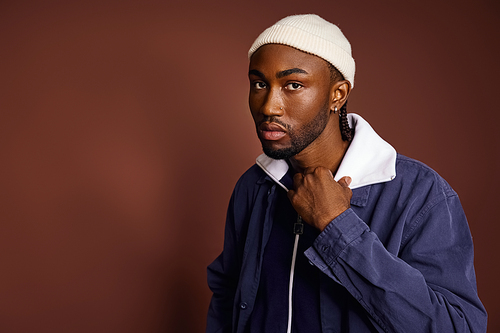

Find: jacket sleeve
[206,193,240,333]
[304,192,487,332]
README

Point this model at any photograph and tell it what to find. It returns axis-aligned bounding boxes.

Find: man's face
[248,44,333,160]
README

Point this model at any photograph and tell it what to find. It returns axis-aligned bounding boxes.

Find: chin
[262,145,298,160]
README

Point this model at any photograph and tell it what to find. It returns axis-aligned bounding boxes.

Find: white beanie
[248,14,355,88]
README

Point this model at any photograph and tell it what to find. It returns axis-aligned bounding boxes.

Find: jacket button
[240,302,248,310]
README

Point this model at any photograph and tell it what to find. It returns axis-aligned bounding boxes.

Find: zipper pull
[294,215,304,235]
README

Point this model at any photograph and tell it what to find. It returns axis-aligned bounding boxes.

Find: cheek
[248,104,261,125]
[284,92,329,122]
[285,85,329,107]
[248,100,259,118]
[248,94,262,114]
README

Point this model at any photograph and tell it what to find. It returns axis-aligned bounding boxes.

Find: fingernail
[345,176,352,186]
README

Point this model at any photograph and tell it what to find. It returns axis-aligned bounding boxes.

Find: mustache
[258,116,292,131]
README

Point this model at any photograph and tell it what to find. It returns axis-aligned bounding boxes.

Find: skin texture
[248,44,353,231]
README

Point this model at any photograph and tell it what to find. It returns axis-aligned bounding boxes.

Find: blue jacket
[207,114,487,333]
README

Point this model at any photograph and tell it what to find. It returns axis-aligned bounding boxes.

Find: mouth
[258,122,287,141]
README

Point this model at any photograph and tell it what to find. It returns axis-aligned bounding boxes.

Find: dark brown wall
[1,0,498,332]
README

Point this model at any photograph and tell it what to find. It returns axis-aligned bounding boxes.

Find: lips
[258,122,287,141]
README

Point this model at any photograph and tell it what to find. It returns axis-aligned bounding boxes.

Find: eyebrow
[276,68,308,79]
[248,68,309,79]
[248,69,265,78]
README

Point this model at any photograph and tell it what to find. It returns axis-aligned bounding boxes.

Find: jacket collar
[255,113,397,194]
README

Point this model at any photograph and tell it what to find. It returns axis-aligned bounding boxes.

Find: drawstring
[287,215,304,333]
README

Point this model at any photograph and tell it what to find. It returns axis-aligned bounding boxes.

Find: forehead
[249,44,330,76]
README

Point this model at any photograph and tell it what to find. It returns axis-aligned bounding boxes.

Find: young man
[207,14,487,333]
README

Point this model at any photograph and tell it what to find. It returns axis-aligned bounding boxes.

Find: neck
[288,114,349,175]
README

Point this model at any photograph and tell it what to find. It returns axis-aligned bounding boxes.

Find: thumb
[338,176,352,187]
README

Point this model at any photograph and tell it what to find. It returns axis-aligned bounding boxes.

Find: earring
[280,107,283,110]
[333,106,338,114]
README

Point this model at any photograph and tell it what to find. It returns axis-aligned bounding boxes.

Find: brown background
[1,0,499,332]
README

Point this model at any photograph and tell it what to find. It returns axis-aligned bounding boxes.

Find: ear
[329,80,351,111]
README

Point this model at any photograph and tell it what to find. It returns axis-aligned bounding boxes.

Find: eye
[253,81,267,90]
[286,82,302,91]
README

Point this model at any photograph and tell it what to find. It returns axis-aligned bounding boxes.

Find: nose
[261,88,284,117]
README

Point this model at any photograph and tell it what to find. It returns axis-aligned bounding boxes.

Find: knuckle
[304,167,316,175]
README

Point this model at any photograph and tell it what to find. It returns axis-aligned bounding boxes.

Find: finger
[292,172,304,185]
[303,167,317,175]
[338,176,352,187]
[327,169,334,179]
[313,166,334,179]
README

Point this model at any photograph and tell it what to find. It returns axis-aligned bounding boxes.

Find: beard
[260,101,330,160]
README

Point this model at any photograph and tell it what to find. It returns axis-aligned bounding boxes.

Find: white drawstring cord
[286,233,300,333]
[287,216,304,333]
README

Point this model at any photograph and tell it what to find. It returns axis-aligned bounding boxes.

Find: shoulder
[225,164,270,234]
[230,164,268,203]
[394,154,456,199]
[373,154,461,222]
[234,164,266,190]
[391,156,472,251]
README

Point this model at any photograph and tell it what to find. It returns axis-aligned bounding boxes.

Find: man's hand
[287,167,352,231]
